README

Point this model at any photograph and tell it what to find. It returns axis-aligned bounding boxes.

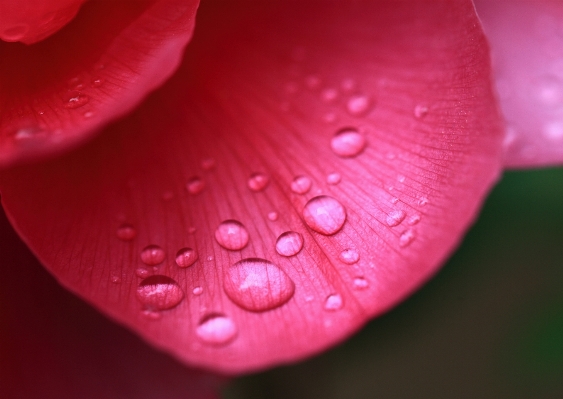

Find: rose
[1,0,562,397]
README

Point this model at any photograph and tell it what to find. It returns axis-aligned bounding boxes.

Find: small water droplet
[399,229,416,247]
[187,226,196,234]
[83,111,94,118]
[418,196,428,206]
[532,75,563,106]
[196,314,237,345]
[206,255,214,261]
[305,75,321,89]
[140,245,166,265]
[414,104,429,118]
[391,197,399,204]
[267,211,279,221]
[291,175,312,194]
[397,175,406,183]
[331,128,366,158]
[321,88,339,102]
[1,24,29,41]
[305,295,314,302]
[91,78,104,87]
[111,275,122,284]
[224,258,295,312]
[323,112,337,123]
[13,125,46,140]
[135,267,150,278]
[346,94,372,116]
[215,220,249,250]
[386,210,406,227]
[324,293,343,311]
[141,309,162,320]
[275,231,304,257]
[341,78,356,92]
[339,248,359,264]
[192,286,203,295]
[64,93,89,109]
[285,82,298,94]
[186,177,205,195]
[543,121,563,140]
[407,214,421,225]
[161,191,174,200]
[175,247,198,268]
[136,275,184,310]
[201,158,215,170]
[353,277,369,290]
[247,172,269,192]
[327,172,341,185]
[303,195,347,235]
[116,223,136,241]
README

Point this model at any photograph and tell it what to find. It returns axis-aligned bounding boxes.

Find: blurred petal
[0,0,198,167]
[0,0,503,373]
[0,207,223,399]
[476,0,563,168]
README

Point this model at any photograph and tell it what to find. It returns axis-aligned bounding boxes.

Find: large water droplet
[215,220,249,250]
[196,314,237,345]
[64,93,89,109]
[175,247,198,268]
[186,177,205,195]
[291,175,312,194]
[275,231,304,257]
[324,293,343,311]
[224,258,295,312]
[346,94,372,116]
[339,248,359,264]
[303,195,346,235]
[140,245,166,265]
[136,275,184,310]
[399,229,416,247]
[386,210,406,227]
[116,223,136,241]
[331,128,366,158]
[247,172,269,192]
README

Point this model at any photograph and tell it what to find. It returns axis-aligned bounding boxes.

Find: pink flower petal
[0,0,199,167]
[0,1,503,373]
[476,0,563,168]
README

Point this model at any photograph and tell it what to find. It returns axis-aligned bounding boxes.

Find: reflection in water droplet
[248,172,269,192]
[91,78,104,87]
[303,195,346,235]
[386,210,406,227]
[339,248,359,264]
[224,258,295,312]
[399,229,416,247]
[14,125,46,140]
[321,88,339,102]
[346,94,372,116]
[64,94,89,109]
[117,224,136,241]
[275,231,304,257]
[267,211,279,221]
[136,275,184,310]
[140,245,166,265]
[141,309,162,320]
[291,175,312,194]
[324,293,343,311]
[414,104,429,118]
[135,268,149,278]
[1,24,29,41]
[196,314,237,345]
[407,214,421,225]
[331,128,366,158]
[175,247,198,268]
[192,286,203,295]
[186,177,205,195]
[215,220,249,250]
[353,277,369,290]
[327,172,341,185]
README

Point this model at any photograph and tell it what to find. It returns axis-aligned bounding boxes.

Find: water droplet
[140,245,166,265]
[111,275,122,284]
[161,191,174,201]
[532,75,563,106]
[324,293,343,311]
[64,93,89,109]
[397,175,406,183]
[187,226,196,234]
[543,121,563,140]
[353,277,369,290]
[323,112,337,123]
[391,197,399,204]
[275,231,304,257]
[201,158,215,170]
[175,247,198,268]
[206,255,214,261]
[327,172,341,185]
[215,220,249,250]
[135,267,150,278]
[321,88,339,103]
[386,210,406,227]
[399,229,416,247]
[303,195,346,235]
[83,111,94,118]
[346,94,372,116]
[285,82,298,94]
[407,214,421,225]
[305,75,321,89]
[141,309,162,320]
[192,286,203,295]
[291,175,312,194]
[248,172,269,192]
[414,104,429,118]
[339,248,359,264]
[418,196,428,206]
[331,128,366,158]
[341,78,356,92]
[116,223,136,241]
[136,275,184,310]
[196,314,237,345]
[13,125,46,140]
[1,24,29,41]
[186,176,205,195]
[91,78,104,87]
[224,258,295,312]
[267,211,279,221]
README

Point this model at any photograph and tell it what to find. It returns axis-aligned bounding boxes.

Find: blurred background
[224,168,563,399]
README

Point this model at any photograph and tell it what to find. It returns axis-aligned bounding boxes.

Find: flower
[1,0,562,397]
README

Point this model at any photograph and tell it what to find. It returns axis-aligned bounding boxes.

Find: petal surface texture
[0,1,503,373]
[0,209,222,399]
[476,0,563,168]
[0,0,198,167]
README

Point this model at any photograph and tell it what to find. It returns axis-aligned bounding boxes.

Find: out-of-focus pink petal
[0,208,223,399]
[0,1,503,373]
[0,0,87,44]
[0,0,198,168]
[476,0,563,168]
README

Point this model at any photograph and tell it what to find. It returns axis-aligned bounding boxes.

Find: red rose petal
[476,0,563,168]
[0,0,198,167]
[0,1,503,373]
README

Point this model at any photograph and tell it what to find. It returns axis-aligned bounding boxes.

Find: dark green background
[224,168,563,399]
